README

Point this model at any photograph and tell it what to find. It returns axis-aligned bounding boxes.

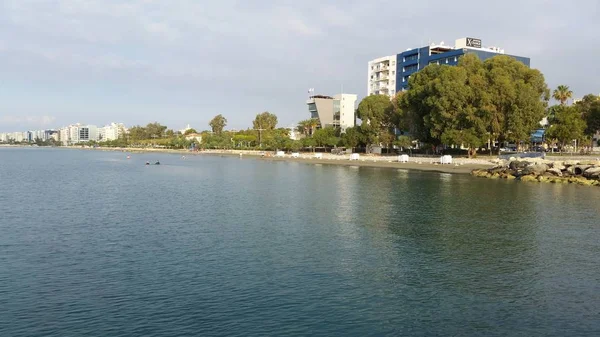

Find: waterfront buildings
[367,37,531,95]
[98,123,127,141]
[307,93,357,132]
[0,132,27,142]
[57,124,99,145]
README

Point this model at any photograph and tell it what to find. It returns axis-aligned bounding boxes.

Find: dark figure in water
[154,161,160,165]
[145,162,150,165]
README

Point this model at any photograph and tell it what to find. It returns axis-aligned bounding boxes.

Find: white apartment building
[367,56,397,97]
[98,123,127,141]
[59,124,98,145]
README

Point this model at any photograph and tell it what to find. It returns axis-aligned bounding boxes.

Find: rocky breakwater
[471,158,600,187]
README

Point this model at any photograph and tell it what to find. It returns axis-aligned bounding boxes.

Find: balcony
[374,66,389,72]
[376,76,389,81]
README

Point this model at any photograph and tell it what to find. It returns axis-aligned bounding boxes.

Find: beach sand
[70,147,493,174]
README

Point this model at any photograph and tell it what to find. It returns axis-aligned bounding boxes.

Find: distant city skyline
[1,0,599,132]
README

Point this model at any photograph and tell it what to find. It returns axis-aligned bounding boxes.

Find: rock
[574,177,595,186]
[505,174,516,180]
[489,167,506,174]
[520,175,537,182]
[547,168,563,176]
[583,166,600,179]
[550,161,566,171]
[564,160,579,166]
[509,161,528,170]
[537,175,550,183]
[472,169,490,178]
[522,163,549,175]
[579,160,600,166]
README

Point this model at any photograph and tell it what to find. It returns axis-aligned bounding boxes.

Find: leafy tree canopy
[209,114,227,135]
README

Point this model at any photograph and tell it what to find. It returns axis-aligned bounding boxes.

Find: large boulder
[583,166,600,179]
[522,163,549,175]
[550,161,566,171]
[564,160,580,166]
[579,160,600,166]
[509,160,528,170]
[547,168,563,176]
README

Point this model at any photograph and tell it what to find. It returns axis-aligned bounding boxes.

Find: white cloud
[0,115,57,126]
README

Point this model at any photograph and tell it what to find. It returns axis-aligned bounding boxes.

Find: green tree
[552,85,573,105]
[401,57,488,157]
[253,112,278,145]
[307,118,319,135]
[289,140,302,152]
[184,128,198,135]
[583,100,600,146]
[128,125,148,142]
[545,105,587,151]
[312,127,338,148]
[394,136,412,150]
[296,119,312,136]
[340,127,361,151]
[209,114,227,135]
[253,112,278,130]
[301,136,317,151]
[401,54,548,155]
[482,55,549,148]
[356,94,393,147]
[146,122,167,138]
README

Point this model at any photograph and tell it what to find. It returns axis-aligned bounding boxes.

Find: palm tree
[308,118,320,136]
[296,120,311,136]
[552,85,573,105]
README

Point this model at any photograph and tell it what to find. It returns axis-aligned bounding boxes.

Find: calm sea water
[1,148,599,337]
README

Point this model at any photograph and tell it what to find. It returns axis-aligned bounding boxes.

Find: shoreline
[58,146,495,174]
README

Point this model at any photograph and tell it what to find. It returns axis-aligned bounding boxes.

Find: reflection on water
[0,148,598,337]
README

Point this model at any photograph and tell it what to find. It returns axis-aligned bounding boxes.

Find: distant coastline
[52,146,494,174]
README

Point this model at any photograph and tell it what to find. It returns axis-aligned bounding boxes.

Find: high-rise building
[98,123,127,141]
[59,124,98,144]
[368,37,531,95]
[307,93,357,132]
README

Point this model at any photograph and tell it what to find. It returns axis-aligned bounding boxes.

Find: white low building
[307,93,357,133]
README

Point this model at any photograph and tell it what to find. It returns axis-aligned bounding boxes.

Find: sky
[0,0,599,132]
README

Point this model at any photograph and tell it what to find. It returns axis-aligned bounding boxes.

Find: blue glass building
[396,46,530,91]
[368,37,531,96]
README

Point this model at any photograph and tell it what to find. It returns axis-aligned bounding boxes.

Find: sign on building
[466,37,482,48]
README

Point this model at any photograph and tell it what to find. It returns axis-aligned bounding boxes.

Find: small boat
[145,162,150,165]
[154,161,160,165]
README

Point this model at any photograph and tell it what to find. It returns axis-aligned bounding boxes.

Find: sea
[0,147,598,336]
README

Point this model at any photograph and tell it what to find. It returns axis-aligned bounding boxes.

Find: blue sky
[1,0,599,132]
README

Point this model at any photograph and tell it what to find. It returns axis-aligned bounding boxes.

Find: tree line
[85,53,600,154]
[341,54,600,156]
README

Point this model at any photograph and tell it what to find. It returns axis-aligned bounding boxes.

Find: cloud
[0,0,599,130]
[0,115,57,126]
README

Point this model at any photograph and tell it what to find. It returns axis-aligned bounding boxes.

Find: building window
[392,71,395,75]
[392,61,395,65]
[403,64,418,72]
[404,54,418,62]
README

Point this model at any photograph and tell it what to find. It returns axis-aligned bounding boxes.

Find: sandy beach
[62,146,496,174]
